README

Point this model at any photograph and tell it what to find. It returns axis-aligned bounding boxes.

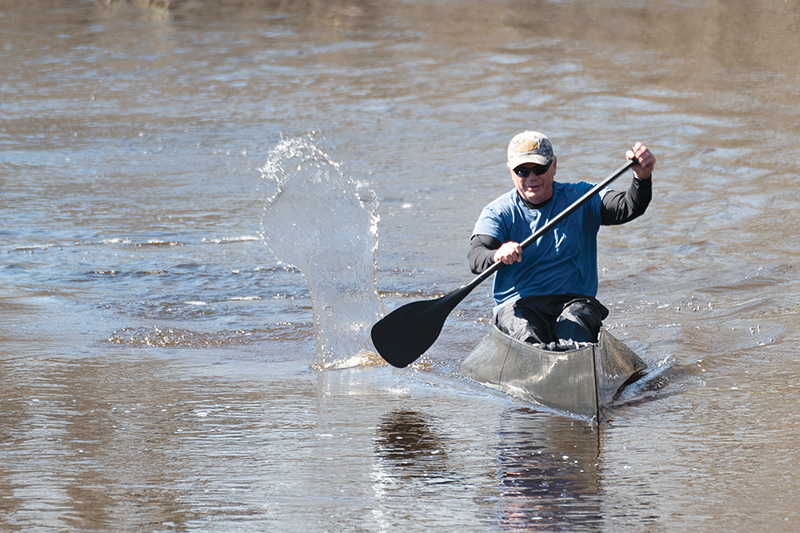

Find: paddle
[371,158,638,368]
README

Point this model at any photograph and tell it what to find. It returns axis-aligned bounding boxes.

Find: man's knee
[496,301,549,344]
[564,298,608,323]
[555,300,607,343]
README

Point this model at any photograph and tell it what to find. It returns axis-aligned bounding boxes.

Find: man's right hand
[493,242,523,264]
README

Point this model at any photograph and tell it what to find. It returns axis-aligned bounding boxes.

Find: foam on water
[258,134,385,369]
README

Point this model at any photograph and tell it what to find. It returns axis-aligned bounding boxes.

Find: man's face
[511,158,556,204]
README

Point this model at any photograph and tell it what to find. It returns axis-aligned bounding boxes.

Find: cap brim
[509,154,549,169]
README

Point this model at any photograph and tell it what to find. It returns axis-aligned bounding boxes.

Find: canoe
[459,326,646,422]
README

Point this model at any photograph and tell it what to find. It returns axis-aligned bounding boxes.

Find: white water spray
[259,134,385,369]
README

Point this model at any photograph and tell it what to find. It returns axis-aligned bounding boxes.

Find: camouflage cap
[507,131,554,169]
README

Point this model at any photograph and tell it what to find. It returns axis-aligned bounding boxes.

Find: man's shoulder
[554,180,594,195]
[473,189,519,237]
[553,181,602,206]
[483,189,519,211]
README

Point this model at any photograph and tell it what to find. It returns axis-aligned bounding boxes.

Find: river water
[2,0,800,531]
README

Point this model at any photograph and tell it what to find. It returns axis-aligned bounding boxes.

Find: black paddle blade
[371,285,472,368]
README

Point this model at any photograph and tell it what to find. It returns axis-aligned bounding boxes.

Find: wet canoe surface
[460,326,647,421]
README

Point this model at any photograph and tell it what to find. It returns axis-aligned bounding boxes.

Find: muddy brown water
[2,0,800,531]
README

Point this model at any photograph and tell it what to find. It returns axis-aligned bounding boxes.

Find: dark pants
[495,294,609,347]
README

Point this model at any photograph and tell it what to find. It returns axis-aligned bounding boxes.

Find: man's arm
[600,177,652,225]
[602,142,656,225]
[468,234,502,274]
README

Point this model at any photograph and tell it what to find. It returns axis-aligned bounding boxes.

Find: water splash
[259,133,385,369]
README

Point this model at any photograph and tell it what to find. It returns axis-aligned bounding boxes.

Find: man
[468,131,656,349]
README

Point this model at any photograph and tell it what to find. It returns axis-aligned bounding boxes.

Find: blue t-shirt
[472,181,607,310]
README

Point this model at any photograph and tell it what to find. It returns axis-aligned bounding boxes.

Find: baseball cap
[507,131,554,169]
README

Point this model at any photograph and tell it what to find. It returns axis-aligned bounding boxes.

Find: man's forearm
[468,235,502,274]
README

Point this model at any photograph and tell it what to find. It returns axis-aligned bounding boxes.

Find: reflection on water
[371,407,616,531]
[0,355,250,530]
[495,409,602,531]
[371,409,472,529]
[374,410,453,476]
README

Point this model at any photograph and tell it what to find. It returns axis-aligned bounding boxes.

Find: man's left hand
[627,142,656,180]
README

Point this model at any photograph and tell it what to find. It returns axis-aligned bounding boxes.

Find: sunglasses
[514,160,552,178]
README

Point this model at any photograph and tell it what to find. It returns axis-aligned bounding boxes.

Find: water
[2,0,800,531]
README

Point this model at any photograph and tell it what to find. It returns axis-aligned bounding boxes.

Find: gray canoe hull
[459,326,646,421]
